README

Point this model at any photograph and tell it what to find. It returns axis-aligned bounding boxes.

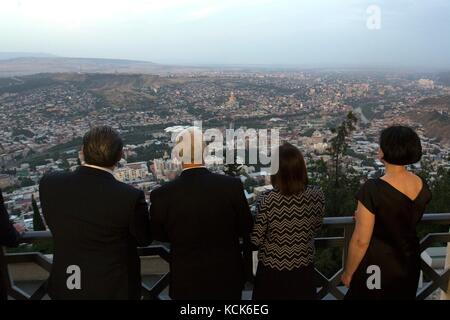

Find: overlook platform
[2,213,450,300]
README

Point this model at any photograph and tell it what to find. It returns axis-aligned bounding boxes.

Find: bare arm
[342,201,375,287]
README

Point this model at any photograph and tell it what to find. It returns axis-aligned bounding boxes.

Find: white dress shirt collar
[182,165,207,172]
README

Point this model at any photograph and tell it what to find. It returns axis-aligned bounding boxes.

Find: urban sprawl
[1,71,449,228]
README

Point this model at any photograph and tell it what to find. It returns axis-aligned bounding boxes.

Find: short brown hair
[82,126,123,167]
[271,143,308,196]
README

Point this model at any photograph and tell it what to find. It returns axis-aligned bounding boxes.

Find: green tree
[417,159,433,182]
[224,163,245,177]
[32,195,46,231]
[328,111,358,187]
[31,195,53,253]
[417,167,450,239]
[19,177,35,188]
[428,167,450,213]
[311,159,362,217]
[243,177,259,193]
[324,112,359,216]
[61,159,71,170]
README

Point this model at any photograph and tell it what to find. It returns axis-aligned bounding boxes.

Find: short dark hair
[271,143,309,196]
[380,126,422,165]
[82,126,123,167]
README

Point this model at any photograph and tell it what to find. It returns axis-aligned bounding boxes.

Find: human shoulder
[305,184,324,194]
[210,172,242,184]
[415,174,430,190]
[150,179,179,199]
[40,170,75,186]
[356,178,380,199]
[360,178,379,190]
[204,173,244,193]
[303,184,325,200]
[113,179,142,197]
[355,178,380,214]
[256,188,279,208]
[418,175,432,204]
[412,173,427,188]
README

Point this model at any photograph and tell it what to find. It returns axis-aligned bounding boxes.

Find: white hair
[173,126,206,164]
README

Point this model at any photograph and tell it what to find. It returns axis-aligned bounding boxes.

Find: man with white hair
[150,126,253,300]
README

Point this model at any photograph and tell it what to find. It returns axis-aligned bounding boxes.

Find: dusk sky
[1,0,449,69]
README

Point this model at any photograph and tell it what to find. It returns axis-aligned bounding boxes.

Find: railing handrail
[4,212,450,300]
[323,213,450,226]
[18,212,450,242]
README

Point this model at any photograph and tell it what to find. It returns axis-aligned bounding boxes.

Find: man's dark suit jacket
[0,189,20,300]
[39,166,151,300]
[150,167,253,300]
[0,189,19,248]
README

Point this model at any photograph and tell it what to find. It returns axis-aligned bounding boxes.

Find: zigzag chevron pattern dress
[251,185,325,300]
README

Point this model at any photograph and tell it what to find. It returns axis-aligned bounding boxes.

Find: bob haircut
[380,126,422,166]
[271,143,309,196]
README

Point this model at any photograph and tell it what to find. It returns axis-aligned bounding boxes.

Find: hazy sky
[1,0,449,69]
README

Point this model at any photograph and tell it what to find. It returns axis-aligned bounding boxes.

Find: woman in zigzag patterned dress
[251,143,325,300]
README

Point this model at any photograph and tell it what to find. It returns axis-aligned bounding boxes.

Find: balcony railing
[1,213,450,300]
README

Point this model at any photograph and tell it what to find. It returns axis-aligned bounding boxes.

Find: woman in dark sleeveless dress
[251,143,325,300]
[342,126,432,300]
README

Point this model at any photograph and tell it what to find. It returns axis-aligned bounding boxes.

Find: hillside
[418,95,450,109]
[0,57,169,77]
[0,72,191,110]
[0,52,57,60]
[437,72,450,86]
[411,95,450,144]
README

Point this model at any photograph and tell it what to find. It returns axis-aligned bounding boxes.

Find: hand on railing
[13,224,27,235]
[341,271,352,288]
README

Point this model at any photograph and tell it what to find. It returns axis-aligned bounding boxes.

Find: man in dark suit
[0,189,23,247]
[1,189,25,300]
[39,126,151,300]
[150,127,253,300]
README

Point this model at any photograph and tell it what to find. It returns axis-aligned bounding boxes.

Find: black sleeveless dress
[345,177,432,300]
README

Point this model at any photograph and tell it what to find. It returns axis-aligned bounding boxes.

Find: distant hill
[0,56,175,77]
[0,55,214,77]
[0,52,57,60]
[437,72,450,86]
[419,95,450,108]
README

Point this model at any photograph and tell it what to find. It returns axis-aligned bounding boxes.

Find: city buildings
[0,71,449,221]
